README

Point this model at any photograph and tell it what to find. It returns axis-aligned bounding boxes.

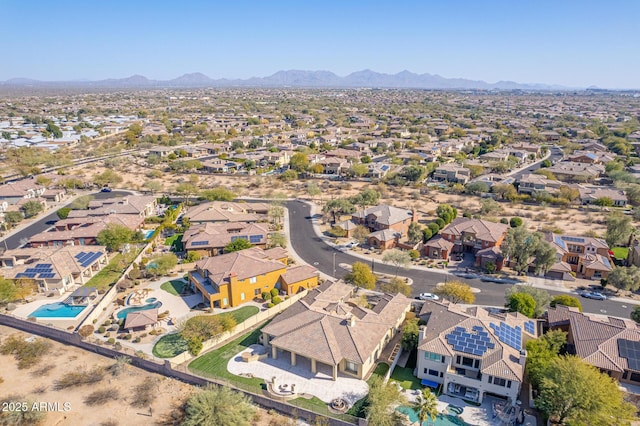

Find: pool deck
[401,392,537,426]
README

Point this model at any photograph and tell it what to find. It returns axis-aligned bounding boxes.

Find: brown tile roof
[262,281,410,366]
[280,265,318,285]
[424,236,454,250]
[195,247,287,284]
[441,218,508,243]
[183,222,268,250]
[185,201,270,224]
[124,308,158,329]
[352,204,414,226]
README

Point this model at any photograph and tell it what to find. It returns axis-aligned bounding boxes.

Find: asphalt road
[284,199,633,318]
[1,190,134,250]
[509,146,564,181]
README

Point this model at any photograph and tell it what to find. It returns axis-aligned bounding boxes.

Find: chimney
[348,315,356,327]
[419,326,426,341]
[122,198,128,205]
[519,350,527,366]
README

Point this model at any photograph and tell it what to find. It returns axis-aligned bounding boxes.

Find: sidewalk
[298,200,640,306]
[504,149,552,178]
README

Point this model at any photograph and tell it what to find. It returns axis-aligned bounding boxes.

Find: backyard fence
[0,313,360,426]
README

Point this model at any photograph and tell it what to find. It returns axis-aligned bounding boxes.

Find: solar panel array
[249,235,263,243]
[191,241,209,246]
[445,325,495,357]
[490,322,522,351]
[618,339,640,371]
[16,263,55,280]
[562,236,585,243]
[74,251,103,268]
[524,320,535,335]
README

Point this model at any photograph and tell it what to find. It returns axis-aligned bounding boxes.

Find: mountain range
[0,70,571,90]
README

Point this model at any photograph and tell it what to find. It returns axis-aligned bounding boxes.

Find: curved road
[284,199,633,318]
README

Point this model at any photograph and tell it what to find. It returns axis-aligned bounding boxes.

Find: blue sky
[2,0,639,88]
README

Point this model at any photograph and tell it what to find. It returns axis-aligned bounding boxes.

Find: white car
[419,293,439,301]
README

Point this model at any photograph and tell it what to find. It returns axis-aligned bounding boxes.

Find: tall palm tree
[415,388,439,424]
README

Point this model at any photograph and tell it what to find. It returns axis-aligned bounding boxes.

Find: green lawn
[612,247,629,260]
[165,234,183,251]
[160,279,187,296]
[188,325,266,388]
[153,306,261,359]
[152,333,189,358]
[390,366,422,390]
[84,254,125,291]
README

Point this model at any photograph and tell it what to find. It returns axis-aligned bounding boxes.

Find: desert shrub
[328,226,347,237]
[114,342,122,350]
[84,388,119,406]
[54,366,105,389]
[31,364,55,377]
[500,218,508,224]
[107,356,131,377]
[272,296,283,305]
[0,394,45,426]
[78,325,94,339]
[0,335,51,369]
[123,334,132,340]
[408,249,420,259]
[98,327,106,334]
[100,420,119,426]
[130,377,158,408]
[510,217,523,228]
[133,337,141,343]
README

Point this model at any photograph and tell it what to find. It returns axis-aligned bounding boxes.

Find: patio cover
[421,379,440,389]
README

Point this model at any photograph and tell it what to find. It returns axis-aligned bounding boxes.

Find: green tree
[594,197,614,207]
[200,187,236,201]
[502,227,554,276]
[434,281,475,304]
[184,251,201,263]
[223,238,252,253]
[351,225,370,245]
[415,388,439,424]
[379,277,411,296]
[435,204,457,224]
[631,306,640,323]
[267,232,287,248]
[182,385,256,426]
[465,181,490,194]
[382,249,412,277]
[399,165,425,182]
[175,182,198,205]
[96,224,135,251]
[505,285,551,318]
[289,152,309,172]
[143,180,162,195]
[401,318,419,351]
[56,207,71,220]
[349,163,369,177]
[323,198,355,224]
[45,121,63,138]
[536,356,636,426]
[278,169,298,182]
[344,262,376,290]
[94,169,123,187]
[4,211,23,226]
[365,375,406,426]
[605,213,634,247]
[422,228,433,242]
[0,277,18,305]
[607,266,640,291]
[509,217,523,228]
[525,329,567,389]
[407,222,423,244]
[506,293,536,318]
[492,183,517,200]
[350,189,380,210]
[305,181,322,202]
[21,200,43,218]
[479,198,501,215]
[550,295,583,312]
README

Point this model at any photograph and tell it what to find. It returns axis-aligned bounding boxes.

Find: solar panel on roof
[618,339,640,372]
[524,321,535,334]
[39,273,55,279]
[191,241,209,246]
[491,322,522,351]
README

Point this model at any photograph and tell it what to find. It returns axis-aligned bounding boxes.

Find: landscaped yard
[165,234,183,251]
[152,306,261,358]
[188,325,267,388]
[390,366,422,390]
[161,279,188,296]
[347,362,389,418]
[152,332,189,358]
[612,247,629,260]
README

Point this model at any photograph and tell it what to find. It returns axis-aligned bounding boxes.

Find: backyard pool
[29,302,88,319]
[117,301,163,319]
[396,405,468,426]
[144,230,155,239]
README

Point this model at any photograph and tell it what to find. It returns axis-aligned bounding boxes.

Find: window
[345,361,358,374]
[78,238,85,245]
[240,293,245,301]
[250,235,263,243]
[250,277,257,284]
[254,289,261,296]
[507,381,512,388]
[425,352,443,362]
[461,357,474,367]
[222,298,228,306]
[428,369,439,377]
[493,377,507,387]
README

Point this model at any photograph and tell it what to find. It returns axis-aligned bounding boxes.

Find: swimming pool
[396,405,468,426]
[29,302,88,319]
[144,230,155,239]
[116,301,163,319]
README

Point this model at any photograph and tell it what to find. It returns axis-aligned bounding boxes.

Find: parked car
[100,187,112,192]
[580,291,607,300]
[418,293,439,301]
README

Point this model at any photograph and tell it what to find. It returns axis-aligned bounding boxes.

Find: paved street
[284,199,635,319]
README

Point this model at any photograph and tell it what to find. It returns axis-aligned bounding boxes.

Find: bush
[500,218,508,224]
[0,335,51,370]
[270,288,279,297]
[267,302,275,308]
[84,388,119,406]
[408,249,420,260]
[78,325,94,339]
[427,223,440,235]
[123,334,132,340]
[187,337,203,356]
[54,367,105,389]
[130,377,158,408]
[107,338,115,344]
[328,226,347,237]
[114,342,122,350]
[97,327,106,334]
[434,217,445,229]
[133,337,141,343]
[510,217,523,228]
[272,296,283,305]
[261,291,272,301]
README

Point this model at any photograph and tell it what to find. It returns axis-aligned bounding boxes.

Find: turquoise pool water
[117,301,162,319]
[396,405,468,426]
[29,302,88,318]
[144,230,155,239]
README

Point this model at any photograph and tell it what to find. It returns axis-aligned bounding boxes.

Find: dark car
[100,187,112,192]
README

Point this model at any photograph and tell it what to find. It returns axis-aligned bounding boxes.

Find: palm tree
[415,388,439,424]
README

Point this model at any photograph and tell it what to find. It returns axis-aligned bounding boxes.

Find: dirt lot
[0,325,295,426]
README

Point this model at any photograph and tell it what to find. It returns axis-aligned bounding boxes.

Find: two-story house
[577,186,627,207]
[545,233,613,279]
[0,180,46,205]
[516,173,563,196]
[433,164,471,184]
[416,300,537,404]
[183,222,269,257]
[546,162,604,183]
[547,305,640,387]
[188,247,318,309]
[440,218,508,255]
[350,204,417,250]
[185,201,270,224]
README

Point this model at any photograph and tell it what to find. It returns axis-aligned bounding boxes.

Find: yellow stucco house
[188,247,318,309]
